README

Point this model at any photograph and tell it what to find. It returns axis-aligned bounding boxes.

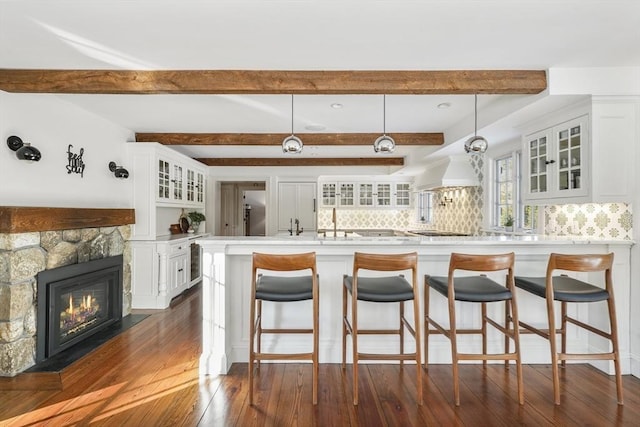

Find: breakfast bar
[198,235,633,379]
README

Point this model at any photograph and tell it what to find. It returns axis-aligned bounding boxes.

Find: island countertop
[196,233,634,247]
[198,235,634,378]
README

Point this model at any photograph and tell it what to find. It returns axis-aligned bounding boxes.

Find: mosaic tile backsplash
[317,208,413,230]
[545,203,633,240]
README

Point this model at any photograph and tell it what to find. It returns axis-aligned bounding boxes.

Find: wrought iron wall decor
[66,144,86,177]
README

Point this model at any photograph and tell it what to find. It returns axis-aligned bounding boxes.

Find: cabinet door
[186,169,196,203]
[525,130,550,200]
[553,117,587,197]
[375,183,392,207]
[168,253,188,297]
[394,183,411,207]
[196,172,205,204]
[157,159,171,201]
[524,115,588,202]
[338,182,355,207]
[296,182,317,231]
[358,183,374,207]
[278,182,317,232]
[172,163,184,201]
[320,183,337,207]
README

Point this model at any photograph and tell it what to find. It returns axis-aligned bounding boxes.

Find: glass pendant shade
[282,134,304,154]
[373,134,396,153]
[282,95,303,154]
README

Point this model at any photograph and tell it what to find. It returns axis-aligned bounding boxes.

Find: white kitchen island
[197,235,634,379]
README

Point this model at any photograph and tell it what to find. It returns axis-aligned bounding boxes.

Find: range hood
[414,155,479,190]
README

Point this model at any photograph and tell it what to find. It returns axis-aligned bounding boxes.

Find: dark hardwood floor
[1,286,639,426]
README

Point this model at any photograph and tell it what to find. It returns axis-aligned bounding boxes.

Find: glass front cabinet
[524,115,588,201]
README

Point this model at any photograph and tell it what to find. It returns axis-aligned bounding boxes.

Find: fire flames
[60,292,101,339]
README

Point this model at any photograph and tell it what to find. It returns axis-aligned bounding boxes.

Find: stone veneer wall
[0,225,132,376]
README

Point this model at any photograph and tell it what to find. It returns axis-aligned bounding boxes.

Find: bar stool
[342,252,422,406]
[249,252,319,405]
[424,252,523,406]
[514,253,623,405]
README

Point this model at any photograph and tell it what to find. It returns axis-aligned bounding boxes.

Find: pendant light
[464,94,488,154]
[282,95,303,154]
[373,94,396,153]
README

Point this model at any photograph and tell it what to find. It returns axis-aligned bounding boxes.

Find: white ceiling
[1,1,639,166]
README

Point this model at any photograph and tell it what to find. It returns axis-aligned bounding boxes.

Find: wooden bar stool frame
[424,252,523,406]
[342,252,423,406]
[249,252,319,405]
[513,253,623,405]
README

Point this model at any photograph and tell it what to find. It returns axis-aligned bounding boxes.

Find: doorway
[243,190,266,236]
[218,181,266,236]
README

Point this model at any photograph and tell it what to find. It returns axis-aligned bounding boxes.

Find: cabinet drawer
[169,242,188,255]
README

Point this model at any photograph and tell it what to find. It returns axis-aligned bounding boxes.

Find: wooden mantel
[0,207,135,233]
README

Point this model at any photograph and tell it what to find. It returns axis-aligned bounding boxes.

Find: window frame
[416,191,433,224]
[490,149,539,233]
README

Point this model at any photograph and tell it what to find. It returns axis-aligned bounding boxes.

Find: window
[417,191,433,223]
[495,155,515,226]
[494,152,539,232]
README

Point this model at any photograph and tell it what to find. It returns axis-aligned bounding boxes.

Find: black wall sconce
[7,135,42,162]
[108,161,129,179]
[439,196,454,207]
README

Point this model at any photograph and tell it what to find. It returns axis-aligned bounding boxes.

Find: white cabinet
[167,244,189,297]
[522,98,636,205]
[320,182,356,207]
[130,236,204,309]
[156,158,186,203]
[129,143,207,240]
[278,182,317,233]
[358,183,374,207]
[524,116,588,201]
[319,180,411,208]
[394,183,412,207]
[186,168,205,204]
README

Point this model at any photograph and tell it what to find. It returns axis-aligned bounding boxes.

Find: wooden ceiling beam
[135,132,444,146]
[0,69,546,94]
[196,158,404,167]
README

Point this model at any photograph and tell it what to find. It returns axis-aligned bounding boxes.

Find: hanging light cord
[473,93,478,137]
[383,94,387,135]
[291,94,294,135]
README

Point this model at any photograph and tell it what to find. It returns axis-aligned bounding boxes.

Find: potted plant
[503,215,514,232]
[187,211,206,233]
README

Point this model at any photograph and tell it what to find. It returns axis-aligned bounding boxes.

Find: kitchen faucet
[295,218,303,236]
[332,207,337,237]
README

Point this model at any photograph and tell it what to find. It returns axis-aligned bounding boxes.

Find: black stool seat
[515,276,609,303]
[256,275,314,301]
[427,275,513,302]
[344,276,413,302]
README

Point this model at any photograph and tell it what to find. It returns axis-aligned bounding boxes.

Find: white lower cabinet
[131,236,203,309]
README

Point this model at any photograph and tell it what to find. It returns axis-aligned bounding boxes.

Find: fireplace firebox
[36,255,123,363]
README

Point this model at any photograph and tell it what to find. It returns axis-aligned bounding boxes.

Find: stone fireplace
[36,255,123,363]
[0,207,134,376]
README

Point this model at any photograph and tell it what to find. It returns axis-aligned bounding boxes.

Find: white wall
[0,92,133,208]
